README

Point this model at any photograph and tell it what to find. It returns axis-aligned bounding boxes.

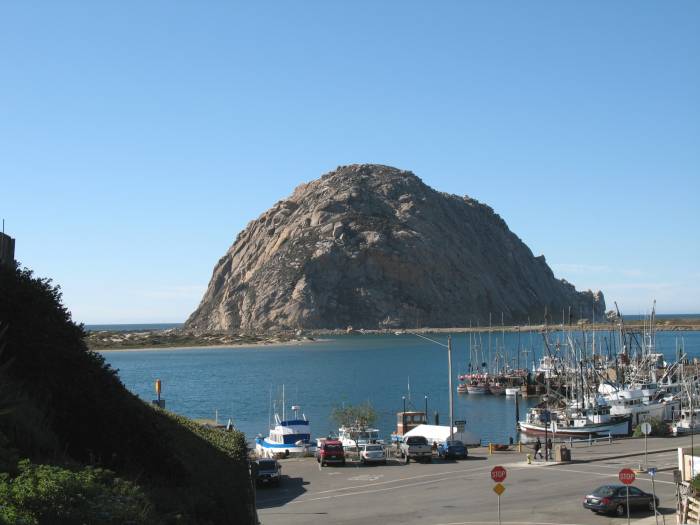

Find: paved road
[257,437,688,525]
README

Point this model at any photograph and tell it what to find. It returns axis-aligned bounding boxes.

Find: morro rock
[186,164,604,332]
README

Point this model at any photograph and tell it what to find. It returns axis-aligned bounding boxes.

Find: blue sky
[2,1,698,323]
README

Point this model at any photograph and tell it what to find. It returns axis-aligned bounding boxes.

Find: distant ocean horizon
[85,323,184,332]
[85,313,700,332]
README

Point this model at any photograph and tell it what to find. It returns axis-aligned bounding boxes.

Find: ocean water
[102,330,700,446]
[85,323,184,332]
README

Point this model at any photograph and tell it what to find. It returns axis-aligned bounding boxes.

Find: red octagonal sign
[619,468,636,485]
[491,466,507,482]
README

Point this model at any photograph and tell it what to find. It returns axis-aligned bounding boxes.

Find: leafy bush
[633,417,669,437]
[0,459,153,524]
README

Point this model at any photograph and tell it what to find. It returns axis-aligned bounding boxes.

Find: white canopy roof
[403,424,481,446]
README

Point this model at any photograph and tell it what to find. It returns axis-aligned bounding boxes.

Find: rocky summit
[186,164,604,332]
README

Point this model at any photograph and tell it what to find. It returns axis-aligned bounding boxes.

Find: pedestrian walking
[534,437,543,459]
[546,438,552,460]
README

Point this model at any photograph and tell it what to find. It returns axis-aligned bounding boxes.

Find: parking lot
[256,438,685,525]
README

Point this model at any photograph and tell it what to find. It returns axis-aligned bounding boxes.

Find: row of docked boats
[514,307,698,438]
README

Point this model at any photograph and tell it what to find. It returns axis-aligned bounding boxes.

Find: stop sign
[619,468,636,485]
[491,466,507,482]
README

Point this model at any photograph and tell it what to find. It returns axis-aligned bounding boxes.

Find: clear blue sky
[2,1,698,323]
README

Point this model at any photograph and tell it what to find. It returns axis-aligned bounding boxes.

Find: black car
[254,458,282,486]
[583,484,659,516]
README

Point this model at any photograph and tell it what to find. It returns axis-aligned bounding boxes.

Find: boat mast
[282,384,286,422]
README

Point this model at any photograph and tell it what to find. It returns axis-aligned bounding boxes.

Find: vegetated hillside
[186,164,605,332]
[0,264,255,524]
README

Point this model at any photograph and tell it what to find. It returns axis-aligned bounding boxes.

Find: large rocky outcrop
[186,164,604,332]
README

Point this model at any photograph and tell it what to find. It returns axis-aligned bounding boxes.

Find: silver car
[360,443,386,465]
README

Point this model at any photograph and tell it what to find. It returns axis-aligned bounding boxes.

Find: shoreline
[96,337,329,353]
[87,319,700,352]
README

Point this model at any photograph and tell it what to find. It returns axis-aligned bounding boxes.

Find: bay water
[102,330,700,445]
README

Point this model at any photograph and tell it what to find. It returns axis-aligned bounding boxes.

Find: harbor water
[103,330,700,445]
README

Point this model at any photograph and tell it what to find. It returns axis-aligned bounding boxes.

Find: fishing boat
[255,386,315,457]
[489,383,505,395]
[457,383,469,394]
[519,406,630,437]
[505,387,520,396]
[466,382,489,395]
[672,408,700,436]
[338,426,383,449]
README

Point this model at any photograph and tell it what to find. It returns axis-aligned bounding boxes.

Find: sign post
[491,466,507,525]
[641,422,652,471]
[648,467,659,525]
[455,420,466,433]
[619,468,635,525]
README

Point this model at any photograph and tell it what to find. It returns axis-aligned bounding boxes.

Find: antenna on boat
[407,376,411,404]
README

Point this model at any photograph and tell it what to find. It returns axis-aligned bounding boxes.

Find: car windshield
[365,445,383,451]
[258,460,277,470]
[592,486,615,497]
[406,436,427,445]
[325,444,342,452]
[447,440,464,447]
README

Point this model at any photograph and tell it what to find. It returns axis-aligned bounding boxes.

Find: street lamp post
[448,336,454,441]
[425,395,428,424]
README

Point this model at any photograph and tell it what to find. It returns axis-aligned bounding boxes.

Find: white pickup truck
[398,436,432,463]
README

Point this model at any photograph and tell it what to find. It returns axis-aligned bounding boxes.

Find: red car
[315,439,346,466]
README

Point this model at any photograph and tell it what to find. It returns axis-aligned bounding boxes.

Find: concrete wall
[0,232,15,267]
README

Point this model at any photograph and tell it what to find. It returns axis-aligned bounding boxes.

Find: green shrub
[0,459,153,524]
[632,417,669,437]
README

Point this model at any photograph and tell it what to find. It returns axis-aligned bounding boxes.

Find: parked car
[583,485,659,516]
[255,458,282,486]
[437,439,468,459]
[398,435,432,463]
[360,443,386,465]
[315,438,346,466]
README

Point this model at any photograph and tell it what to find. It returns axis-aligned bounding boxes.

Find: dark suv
[255,458,282,486]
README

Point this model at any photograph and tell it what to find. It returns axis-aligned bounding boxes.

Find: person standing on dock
[534,437,543,459]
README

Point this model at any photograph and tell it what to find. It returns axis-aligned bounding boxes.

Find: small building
[0,232,15,267]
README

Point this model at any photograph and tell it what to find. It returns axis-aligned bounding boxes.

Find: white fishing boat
[672,408,700,436]
[255,387,315,457]
[505,387,520,396]
[519,406,630,437]
[338,426,383,449]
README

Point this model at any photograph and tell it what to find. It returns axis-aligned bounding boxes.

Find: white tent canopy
[403,424,481,447]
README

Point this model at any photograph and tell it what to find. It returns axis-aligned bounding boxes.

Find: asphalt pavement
[256,435,690,525]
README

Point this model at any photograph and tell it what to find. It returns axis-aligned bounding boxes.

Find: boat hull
[255,437,314,458]
[505,388,520,396]
[466,385,489,395]
[518,419,630,437]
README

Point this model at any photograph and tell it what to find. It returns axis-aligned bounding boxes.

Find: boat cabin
[396,410,427,436]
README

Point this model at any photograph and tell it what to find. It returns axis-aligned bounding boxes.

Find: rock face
[186,164,605,332]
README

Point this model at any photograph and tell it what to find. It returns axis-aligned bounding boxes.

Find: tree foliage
[330,402,377,430]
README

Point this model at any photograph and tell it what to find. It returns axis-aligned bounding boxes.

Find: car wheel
[341,459,346,466]
[361,458,365,464]
[321,460,325,467]
[615,504,625,516]
[405,455,410,464]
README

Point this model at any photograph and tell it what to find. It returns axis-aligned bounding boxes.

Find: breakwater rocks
[186,164,605,332]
